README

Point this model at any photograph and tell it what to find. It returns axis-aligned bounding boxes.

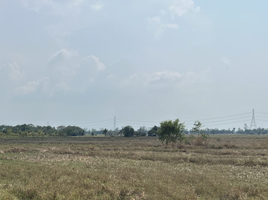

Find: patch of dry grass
[0,135,268,199]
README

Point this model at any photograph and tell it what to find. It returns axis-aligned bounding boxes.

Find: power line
[114,116,116,130]
[255,115,268,119]
[256,112,268,115]
[117,121,159,124]
[183,112,251,122]
[117,119,160,123]
[59,111,261,129]
[115,113,252,129]
[256,119,268,122]
[184,116,251,124]
[203,119,251,127]
[74,119,112,126]
[115,112,252,125]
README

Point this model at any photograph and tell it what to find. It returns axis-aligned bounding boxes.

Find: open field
[0,135,268,199]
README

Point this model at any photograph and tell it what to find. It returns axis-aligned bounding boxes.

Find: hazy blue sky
[1,0,268,130]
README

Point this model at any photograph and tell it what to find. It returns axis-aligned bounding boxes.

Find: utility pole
[250,109,257,129]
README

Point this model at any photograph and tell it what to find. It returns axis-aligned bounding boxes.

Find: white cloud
[0,62,30,97]
[0,53,106,97]
[83,55,105,71]
[167,0,200,17]
[45,50,106,93]
[73,55,105,90]
[91,2,103,11]
[16,81,40,95]
[0,62,25,82]
[221,57,231,67]
[148,16,161,24]
[0,63,50,97]
[160,10,166,15]
[147,0,199,38]
[22,0,102,47]
[166,23,179,29]
[21,0,85,16]
[48,49,78,64]
[149,71,185,83]
[123,71,204,88]
[20,0,49,12]
[148,16,179,38]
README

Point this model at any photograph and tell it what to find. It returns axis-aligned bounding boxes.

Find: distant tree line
[0,123,268,138]
[0,124,84,137]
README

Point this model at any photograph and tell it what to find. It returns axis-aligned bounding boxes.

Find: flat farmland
[0,135,268,200]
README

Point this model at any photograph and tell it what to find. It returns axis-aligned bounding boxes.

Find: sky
[1,0,268,130]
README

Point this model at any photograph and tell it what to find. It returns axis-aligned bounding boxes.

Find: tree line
[0,124,84,137]
[0,122,268,138]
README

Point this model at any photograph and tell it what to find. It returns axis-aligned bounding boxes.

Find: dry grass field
[0,135,268,200]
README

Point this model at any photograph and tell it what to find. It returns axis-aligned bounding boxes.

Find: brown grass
[0,135,268,199]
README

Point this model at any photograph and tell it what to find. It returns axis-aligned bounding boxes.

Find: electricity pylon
[250,109,257,129]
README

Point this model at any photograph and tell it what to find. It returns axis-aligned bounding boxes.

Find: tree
[244,124,248,131]
[191,121,203,134]
[120,126,135,137]
[103,129,108,136]
[135,126,147,137]
[148,126,159,136]
[6,128,13,136]
[158,119,185,144]
[83,128,89,135]
[61,126,85,136]
[57,126,66,136]
[91,128,97,136]
[110,128,119,136]
[191,121,208,142]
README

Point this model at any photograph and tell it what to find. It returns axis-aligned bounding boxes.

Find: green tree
[103,129,108,136]
[191,121,208,141]
[191,121,203,134]
[6,129,13,135]
[158,119,185,144]
[135,126,147,137]
[110,128,119,136]
[61,126,85,136]
[120,126,135,137]
[148,126,159,136]
[57,126,66,136]
[91,128,97,136]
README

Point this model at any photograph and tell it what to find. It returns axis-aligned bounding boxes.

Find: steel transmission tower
[250,109,257,129]
[114,116,116,130]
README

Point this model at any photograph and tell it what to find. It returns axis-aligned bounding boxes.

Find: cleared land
[0,135,268,199]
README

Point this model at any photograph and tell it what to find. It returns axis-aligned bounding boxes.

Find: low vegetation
[0,135,268,199]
